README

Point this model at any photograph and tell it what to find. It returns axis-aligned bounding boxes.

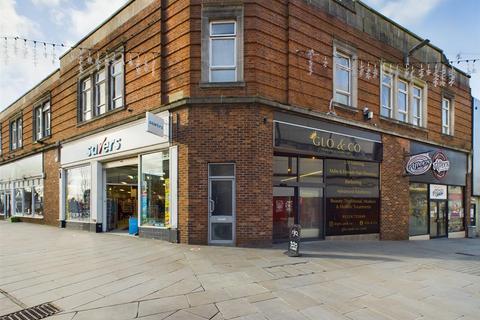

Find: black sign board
[288,224,301,257]
[273,115,382,162]
[409,142,467,186]
[325,160,380,236]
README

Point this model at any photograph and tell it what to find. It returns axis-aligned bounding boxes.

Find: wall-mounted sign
[325,160,380,236]
[87,137,122,157]
[409,142,466,186]
[146,112,166,137]
[274,121,382,162]
[61,111,170,165]
[405,153,432,175]
[430,184,447,200]
[432,151,450,180]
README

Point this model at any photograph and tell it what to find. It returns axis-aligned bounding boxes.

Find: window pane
[36,108,42,139]
[409,183,428,236]
[211,180,233,216]
[66,166,91,221]
[211,22,235,35]
[413,87,421,97]
[211,39,235,66]
[33,185,43,216]
[381,85,391,117]
[382,74,391,85]
[335,92,349,106]
[442,108,449,126]
[0,192,4,215]
[140,151,170,227]
[299,158,323,184]
[17,119,22,147]
[448,186,464,232]
[15,189,23,215]
[24,187,32,215]
[398,81,407,91]
[211,223,233,240]
[211,69,236,82]
[336,55,350,68]
[335,68,350,93]
[209,164,235,177]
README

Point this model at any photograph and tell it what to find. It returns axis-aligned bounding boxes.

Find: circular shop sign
[432,151,450,180]
[406,153,432,175]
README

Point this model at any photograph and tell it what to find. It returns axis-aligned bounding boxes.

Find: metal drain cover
[0,303,61,320]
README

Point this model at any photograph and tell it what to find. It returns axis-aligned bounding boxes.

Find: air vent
[0,303,61,320]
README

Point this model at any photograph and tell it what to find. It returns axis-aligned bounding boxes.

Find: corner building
[0,0,473,246]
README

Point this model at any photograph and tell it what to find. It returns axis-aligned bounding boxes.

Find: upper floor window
[333,41,358,108]
[442,97,452,135]
[380,65,427,127]
[10,117,22,150]
[209,21,237,82]
[34,100,51,141]
[78,54,124,123]
[201,5,244,85]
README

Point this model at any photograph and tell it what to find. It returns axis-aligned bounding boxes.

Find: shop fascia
[0,153,44,218]
[58,111,177,231]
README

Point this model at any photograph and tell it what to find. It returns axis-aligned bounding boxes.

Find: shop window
[34,100,51,141]
[273,156,297,185]
[299,158,323,184]
[380,64,427,127]
[201,5,244,84]
[14,188,23,215]
[0,191,4,215]
[333,41,357,108]
[33,185,44,216]
[409,183,428,236]
[10,116,23,150]
[65,166,91,222]
[140,151,170,227]
[78,52,124,123]
[448,186,464,232]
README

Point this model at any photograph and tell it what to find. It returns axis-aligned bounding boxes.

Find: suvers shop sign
[87,137,122,157]
[405,150,450,180]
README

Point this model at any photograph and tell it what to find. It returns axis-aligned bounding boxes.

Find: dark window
[10,117,22,150]
[78,54,124,122]
[34,100,51,140]
[409,183,428,236]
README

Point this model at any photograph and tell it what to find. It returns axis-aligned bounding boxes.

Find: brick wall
[380,135,410,240]
[174,104,273,246]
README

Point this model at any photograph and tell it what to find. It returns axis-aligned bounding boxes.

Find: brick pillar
[380,135,410,240]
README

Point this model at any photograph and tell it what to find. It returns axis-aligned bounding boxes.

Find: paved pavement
[0,222,479,320]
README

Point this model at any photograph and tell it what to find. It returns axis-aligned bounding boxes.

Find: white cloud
[31,0,64,7]
[0,0,39,36]
[362,0,444,26]
[69,0,127,38]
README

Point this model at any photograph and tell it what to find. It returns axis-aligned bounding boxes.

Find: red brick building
[0,0,473,246]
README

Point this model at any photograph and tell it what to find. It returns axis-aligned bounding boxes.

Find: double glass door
[430,200,447,238]
[272,186,324,241]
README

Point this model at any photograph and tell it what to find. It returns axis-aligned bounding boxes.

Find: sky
[0,0,479,111]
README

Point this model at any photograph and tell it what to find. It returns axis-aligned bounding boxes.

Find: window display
[448,186,464,232]
[24,187,32,215]
[15,189,23,215]
[0,192,4,215]
[65,166,91,221]
[409,183,428,236]
[140,151,170,227]
[33,185,44,216]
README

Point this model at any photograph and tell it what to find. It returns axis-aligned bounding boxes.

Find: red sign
[432,151,450,180]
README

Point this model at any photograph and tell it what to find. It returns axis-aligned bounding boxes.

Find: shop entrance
[105,164,138,232]
[273,187,296,240]
[430,200,447,238]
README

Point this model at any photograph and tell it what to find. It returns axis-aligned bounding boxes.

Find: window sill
[140,225,172,229]
[13,215,44,219]
[441,133,455,139]
[199,81,245,88]
[378,116,428,132]
[33,136,52,144]
[332,102,358,113]
[76,106,126,128]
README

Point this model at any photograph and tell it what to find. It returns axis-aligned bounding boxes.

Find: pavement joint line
[0,288,28,310]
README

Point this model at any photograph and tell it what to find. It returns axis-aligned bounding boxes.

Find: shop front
[59,112,178,241]
[272,113,383,241]
[407,142,467,239]
[0,154,44,220]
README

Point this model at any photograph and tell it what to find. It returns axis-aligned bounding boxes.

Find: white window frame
[109,59,124,109]
[81,77,92,121]
[10,117,22,150]
[334,51,352,106]
[94,68,107,115]
[412,86,422,126]
[381,72,393,118]
[209,20,237,82]
[34,100,51,141]
[333,40,358,108]
[442,97,451,135]
[397,79,409,122]
[380,64,427,128]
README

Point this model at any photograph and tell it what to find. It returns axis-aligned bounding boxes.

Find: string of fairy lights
[1,36,479,87]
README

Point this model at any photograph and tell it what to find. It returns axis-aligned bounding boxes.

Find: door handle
[209,199,215,213]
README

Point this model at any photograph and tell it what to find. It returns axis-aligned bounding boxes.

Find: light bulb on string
[418,64,424,79]
[23,39,28,59]
[33,41,38,67]
[43,42,48,59]
[87,50,93,64]
[135,53,141,75]
[95,52,101,70]
[151,53,156,77]
[426,64,431,76]
[372,63,378,79]
[3,37,8,65]
[51,44,57,64]
[143,55,149,73]
[13,37,18,56]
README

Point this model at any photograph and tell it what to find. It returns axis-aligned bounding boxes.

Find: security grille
[0,303,61,320]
